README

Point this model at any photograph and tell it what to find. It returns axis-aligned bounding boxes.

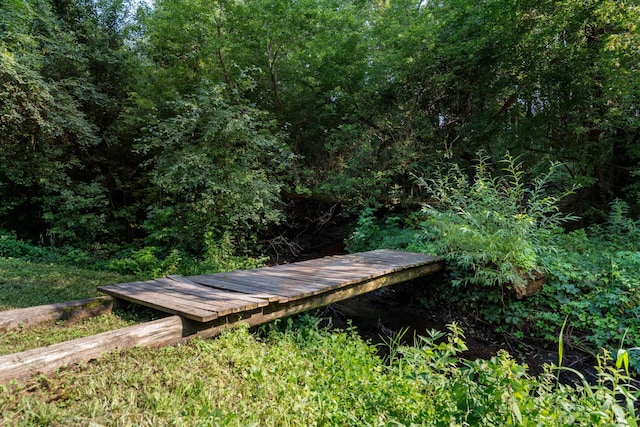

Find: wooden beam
[0,315,187,384]
[0,296,116,332]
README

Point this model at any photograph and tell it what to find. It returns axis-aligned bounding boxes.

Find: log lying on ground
[0,315,187,384]
[0,296,116,332]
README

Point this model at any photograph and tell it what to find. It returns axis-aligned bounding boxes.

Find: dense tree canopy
[1,0,639,255]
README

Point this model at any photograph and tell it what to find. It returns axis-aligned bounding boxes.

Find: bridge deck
[98,250,444,323]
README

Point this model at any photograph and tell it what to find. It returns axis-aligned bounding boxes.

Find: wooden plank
[110,280,250,315]
[99,282,219,322]
[193,260,445,340]
[218,270,334,293]
[220,270,361,299]
[177,275,280,303]
[138,280,258,315]
[231,268,349,287]
[0,297,116,332]
[99,250,445,322]
[244,265,393,294]
[210,274,322,300]
[0,316,186,384]
[163,276,271,306]
[266,258,394,275]
[156,278,270,307]
[354,250,439,265]
[186,276,291,303]
[261,264,388,281]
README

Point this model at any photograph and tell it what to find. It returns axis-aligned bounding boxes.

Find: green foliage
[0,0,137,246]
[414,152,576,294]
[2,0,640,252]
[0,228,265,280]
[0,231,50,261]
[519,201,640,363]
[101,234,266,278]
[345,208,418,254]
[346,185,638,376]
[138,84,294,256]
[1,319,637,425]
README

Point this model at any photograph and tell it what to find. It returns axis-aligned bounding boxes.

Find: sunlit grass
[1,321,636,426]
[0,257,137,310]
[0,257,149,356]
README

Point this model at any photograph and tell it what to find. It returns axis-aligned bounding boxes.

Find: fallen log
[0,315,187,384]
[0,296,116,332]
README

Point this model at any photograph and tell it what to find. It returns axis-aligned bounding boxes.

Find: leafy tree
[0,0,137,245]
[138,84,294,255]
[423,0,640,217]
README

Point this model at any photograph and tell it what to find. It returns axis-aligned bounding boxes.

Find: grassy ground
[0,258,137,310]
[0,258,158,357]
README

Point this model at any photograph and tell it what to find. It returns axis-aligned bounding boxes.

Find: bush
[0,228,266,279]
[520,200,640,367]
[0,231,50,260]
[413,152,577,296]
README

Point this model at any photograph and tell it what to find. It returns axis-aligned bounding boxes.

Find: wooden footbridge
[0,250,443,383]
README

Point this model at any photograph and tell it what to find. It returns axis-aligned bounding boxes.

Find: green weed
[413,151,577,294]
[1,321,637,426]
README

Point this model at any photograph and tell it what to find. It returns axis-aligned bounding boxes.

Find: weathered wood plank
[258,265,385,282]
[0,297,116,332]
[0,316,186,384]
[102,250,444,321]
[187,275,288,302]
[213,270,333,295]
[137,280,257,315]
[99,282,219,322]
[354,250,438,265]
[192,276,298,302]
[216,270,334,295]
[163,276,272,306]
[155,278,270,308]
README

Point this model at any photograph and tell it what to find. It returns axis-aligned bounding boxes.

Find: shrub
[413,152,577,296]
[522,200,640,367]
[0,231,50,260]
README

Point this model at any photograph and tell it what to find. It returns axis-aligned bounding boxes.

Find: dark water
[317,282,504,363]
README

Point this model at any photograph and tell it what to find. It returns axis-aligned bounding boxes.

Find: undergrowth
[0,230,266,279]
[0,319,637,426]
